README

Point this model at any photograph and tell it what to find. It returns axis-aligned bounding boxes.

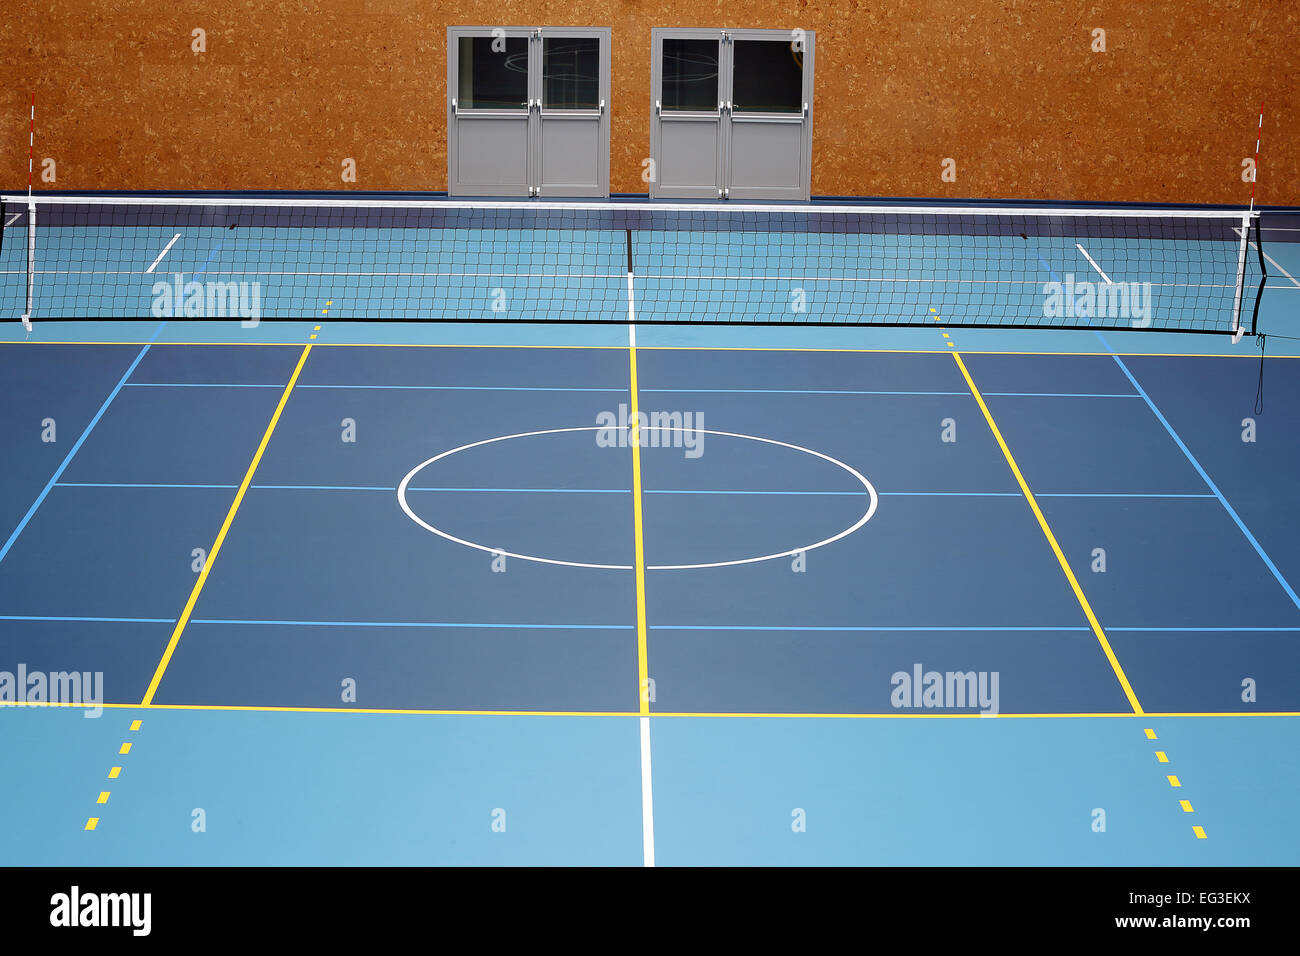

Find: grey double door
[448,26,611,197]
[650,28,815,200]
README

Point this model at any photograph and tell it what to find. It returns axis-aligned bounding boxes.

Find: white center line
[145,234,182,274]
[640,715,655,867]
[1075,243,1113,284]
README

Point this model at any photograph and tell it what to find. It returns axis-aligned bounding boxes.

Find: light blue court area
[2,323,1300,865]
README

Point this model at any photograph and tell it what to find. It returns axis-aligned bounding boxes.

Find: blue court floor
[1,316,1298,865]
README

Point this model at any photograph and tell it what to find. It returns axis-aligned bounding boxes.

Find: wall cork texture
[2,0,1296,204]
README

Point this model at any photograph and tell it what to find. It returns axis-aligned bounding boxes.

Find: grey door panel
[657,117,722,196]
[453,116,531,192]
[538,114,603,195]
[727,118,805,200]
[449,26,609,197]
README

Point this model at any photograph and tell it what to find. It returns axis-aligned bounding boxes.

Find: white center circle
[397,426,878,571]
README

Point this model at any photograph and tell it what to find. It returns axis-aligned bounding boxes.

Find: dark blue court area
[2,325,1299,865]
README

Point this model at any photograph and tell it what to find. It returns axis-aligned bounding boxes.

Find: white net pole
[1231,212,1251,339]
[21,202,35,331]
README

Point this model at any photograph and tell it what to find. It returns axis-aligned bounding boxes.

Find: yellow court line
[950,349,1145,715]
[7,699,1299,718]
[628,337,651,716]
[139,344,314,706]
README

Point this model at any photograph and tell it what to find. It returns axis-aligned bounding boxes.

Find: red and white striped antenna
[21,92,35,331]
[1249,100,1263,213]
[27,93,34,200]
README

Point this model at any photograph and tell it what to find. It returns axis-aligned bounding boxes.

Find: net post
[1230,212,1250,342]
[1250,212,1267,337]
[21,201,35,331]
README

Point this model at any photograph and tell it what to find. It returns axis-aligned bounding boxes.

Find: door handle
[655,99,661,115]
[803,102,808,116]
[451,98,457,115]
[599,99,606,114]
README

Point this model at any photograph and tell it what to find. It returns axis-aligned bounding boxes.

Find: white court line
[1234,226,1300,289]
[0,193,1249,219]
[396,425,878,571]
[3,213,21,228]
[144,234,182,274]
[640,716,655,867]
[1075,243,1113,284]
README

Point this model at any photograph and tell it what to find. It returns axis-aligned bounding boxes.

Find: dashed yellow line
[86,719,141,832]
[139,344,313,706]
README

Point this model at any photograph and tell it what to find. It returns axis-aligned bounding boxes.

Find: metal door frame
[448,25,610,197]
[724,28,814,201]
[649,28,726,199]
[447,26,535,197]
[535,26,611,198]
[649,27,814,200]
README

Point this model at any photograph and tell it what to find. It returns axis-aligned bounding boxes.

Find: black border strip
[1251,215,1268,336]
[20,315,1243,336]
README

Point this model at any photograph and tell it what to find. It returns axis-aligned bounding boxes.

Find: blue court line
[115,382,1138,399]
[1035,493,1217,498]
[1108,627,1300,632]
[192,239,225,280]
[644,388,1138,398]
[298,384,626,392]
[256,484,397,491]
[642,388,969,396]
[125,382,284,388]
[1097,331,1300,613]
[984,392,1139,399]
[0,615,177,624]
[58,482,240,489]
[653,625,1093,632]
[3,615,1286,632]
[189,619,634,629]
[40,481,1216,496]
[0,323,165,567]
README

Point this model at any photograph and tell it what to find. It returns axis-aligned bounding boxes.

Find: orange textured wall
[1,0,1295,203]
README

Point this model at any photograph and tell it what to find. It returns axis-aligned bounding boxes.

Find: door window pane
[732,40,803,113]
[543,37,600,110]
[457,35,529,109]
[661,38,719,111]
